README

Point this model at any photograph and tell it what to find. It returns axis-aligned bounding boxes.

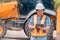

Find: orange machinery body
[56,8,60,34]
[0,1,19,20]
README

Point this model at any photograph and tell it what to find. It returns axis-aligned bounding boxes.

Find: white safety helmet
[36,3,45,10]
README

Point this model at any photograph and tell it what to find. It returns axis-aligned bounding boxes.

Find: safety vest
[31,14,47,37]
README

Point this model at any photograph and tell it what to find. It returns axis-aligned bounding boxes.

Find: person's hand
[31,26,35,28]
[37,26,41,29]
[41,27,44,30]
[28,25,35,29]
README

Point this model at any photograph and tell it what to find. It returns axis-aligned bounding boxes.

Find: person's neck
[37,15,42,17]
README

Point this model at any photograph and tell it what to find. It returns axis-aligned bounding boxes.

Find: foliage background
[0,0,60,10]
[54,0,60,10]
[0,0,11,3]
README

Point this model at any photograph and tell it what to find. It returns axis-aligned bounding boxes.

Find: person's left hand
[41,27,44,30]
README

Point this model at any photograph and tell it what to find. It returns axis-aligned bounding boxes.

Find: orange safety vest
[31,14,47,37]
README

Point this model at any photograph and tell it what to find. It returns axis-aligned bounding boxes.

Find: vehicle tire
[47,26,54,40]
[24,18,31,38]
[24,22,31,38]
[0,23,7,39]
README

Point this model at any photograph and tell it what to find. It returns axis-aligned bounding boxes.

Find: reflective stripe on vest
[31,14,46,37]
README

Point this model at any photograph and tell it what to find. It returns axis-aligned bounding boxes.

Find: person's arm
[27,17,35,29]
[43,16,51,30]
[44,25,50,30]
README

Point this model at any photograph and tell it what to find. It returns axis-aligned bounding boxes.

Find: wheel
[0,23,7,38]
[24,22,31,38]
[24,18,31,38]
[47,25,54,40]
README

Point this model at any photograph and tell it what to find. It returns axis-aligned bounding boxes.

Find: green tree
[54,0,60,10]
[0,0,11,3]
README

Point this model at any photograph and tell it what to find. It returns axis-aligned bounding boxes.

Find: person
[28,3,51,40]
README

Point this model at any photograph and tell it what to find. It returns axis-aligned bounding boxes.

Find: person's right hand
[37,26,41,29]
[28,25,35,29]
